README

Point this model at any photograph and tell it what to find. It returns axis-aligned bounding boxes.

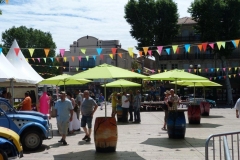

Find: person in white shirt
[235,98,240,118]
[75,89,83,120]
[121,91,130,123]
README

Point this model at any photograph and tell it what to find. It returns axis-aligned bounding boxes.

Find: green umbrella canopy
[149,69,208,81]
[38,74,92,86]
[101,79,141,87]
[170,80,222,87]
[70,63,148,79]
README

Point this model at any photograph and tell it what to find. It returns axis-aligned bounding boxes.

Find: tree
[124,0,179,68]
[188,0,240,104]
[1,26,60,78]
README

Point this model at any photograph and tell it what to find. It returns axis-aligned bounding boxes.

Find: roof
[178,17,197,25]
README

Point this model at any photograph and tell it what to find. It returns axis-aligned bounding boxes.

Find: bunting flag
[172,45,178,54]
[217,42,222,50]
[229,68,231,71]
[157,46,163,55]
[231,40,236,48]
[176,47,180,54]
[188,69,191,72]
[235,40,239,47]
[223,68,226,71]
[63,67,66,70]
[92,55,96,61]
[216,68,219,71]
[128,48,133,58]
[63,57,67,62]
[111,48,117,55]
[118,53,122,58]
[32,58,35,62]
[86,56,89,61]
[199,69,201,73]
[209,43,214,49]
[71,56,75,62]
[139,51,142,57]
[221,42,226,48]
[234,74,236,78]
[76,67,79,71]
[37,58,40,62]
[100,54,104,60]
[44,48,50,57]
[78,56,82,61]
[43,58,46,63]
[60,49,65,57]
[235,67,237,71]
[56,57,59,62]
[96,48,102,55]
[202,43,208,52]
[14,48,20,56]
[194,69,196,73]
[28,48,34,57]
[0,48,2,54]
[184,44,190,53]
[25,58,28,62]
[80,48,86,54]
[50,57,54,62]
[6,0,9,4]
[147,50,152,56]
[109,54,113,59]
[205,68,208,72]
[165,48,170,55]
[197,44,202,51]
[143,47,148,54]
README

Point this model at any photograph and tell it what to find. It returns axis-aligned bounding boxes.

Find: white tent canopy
[6,39,43,84]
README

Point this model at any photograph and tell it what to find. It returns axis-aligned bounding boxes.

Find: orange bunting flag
[32,58,35,62]
[14,48,20,56]
[234,74,236,78]
[100,54,104,60]
[128,48,133,58]
[216,42,222,50]
[235,40,239,47]
[229,68,231,71]
[109,54,113,59]
[71,56,75,62]
[143,47,148,54]
[6,0,9,4]
[197,44,202,51]
[172,45,178,54]
[194,69,197,73]
[118,53,122,58]
[86,56,89,61]
[202,43,208,52]
[28,48,34,57]
[139,51,142,57]
[44,48,50,57]
[80,48,86,54]
[43,58,46,63]
[63,57,67,62]
[111,48,117,55]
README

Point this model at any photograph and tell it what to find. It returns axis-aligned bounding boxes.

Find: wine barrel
[188,104,201,124]
[200,102,210,116]
[116,105,122,122]
[167,111,186,139]
[94,117,118,152]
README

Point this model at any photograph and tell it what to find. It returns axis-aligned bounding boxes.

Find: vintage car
[0,127,23,159]
[0,98,52,151]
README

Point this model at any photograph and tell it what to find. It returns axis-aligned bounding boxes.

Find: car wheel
[21,130,43,151]
[0,149,8,160]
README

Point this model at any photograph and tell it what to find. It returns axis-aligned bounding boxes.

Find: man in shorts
[81,90,98,142]
[54,91,73,145]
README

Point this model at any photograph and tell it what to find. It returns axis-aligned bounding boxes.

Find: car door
[0,102,10,128]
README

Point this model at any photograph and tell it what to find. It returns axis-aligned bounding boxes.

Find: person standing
[98,93,105,110]
[162,90,170,130]
[159,83,166,101]
[75,89,83,120]
[54,91,73,145]
[111,92,118,118]
[168,89,179,111]
[133,90,141,123]
[121,91,130,123]
[81,90,98,142]
[128,90,134,121]
[18,92,32,111]
[235,98,240,118]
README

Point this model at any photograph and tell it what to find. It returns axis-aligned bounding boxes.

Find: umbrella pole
[204,87,205,99]
[175,78,177,93]
[64,81,65,91]
[104,79,107,117]
[194,82,196,103]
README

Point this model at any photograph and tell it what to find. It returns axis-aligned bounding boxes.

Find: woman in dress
[67,92,81,134]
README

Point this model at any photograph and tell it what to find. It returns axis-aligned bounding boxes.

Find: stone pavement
[21,104,238,160]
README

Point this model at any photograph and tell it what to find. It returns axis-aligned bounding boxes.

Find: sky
[0,0,194,55]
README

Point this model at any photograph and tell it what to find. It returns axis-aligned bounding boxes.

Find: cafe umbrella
[101,79,141,91]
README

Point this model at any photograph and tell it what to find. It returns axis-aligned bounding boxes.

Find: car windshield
[0,101,15,113]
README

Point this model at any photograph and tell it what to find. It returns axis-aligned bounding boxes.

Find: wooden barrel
[116,105,122,122]
[200,102,210,116]
[94,117,118,152]
[188,104,201,124]
[167,111,186,139]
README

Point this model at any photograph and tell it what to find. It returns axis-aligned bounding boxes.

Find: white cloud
[0,0,193,56]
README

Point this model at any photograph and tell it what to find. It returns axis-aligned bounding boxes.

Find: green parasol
[101,79,141,87]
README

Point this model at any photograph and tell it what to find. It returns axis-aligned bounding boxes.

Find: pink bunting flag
[205,68,208,72]
[157,46,163,55]
[148,50,152,56]
[188,69,191,72]
[60,49,65,57]
[209,43,214,49]
[14,48,20,56]
[78,56,82,61]
[209,77,212,80]
[37,58,40,62]
[223,68,226,72]
[100,54,104,60]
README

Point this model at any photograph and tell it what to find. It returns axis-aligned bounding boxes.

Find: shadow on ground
[53,149,145,160]
[141,137,209,149]
[52,129,83,136]
[201,115,225,118]
[186,123,222,128]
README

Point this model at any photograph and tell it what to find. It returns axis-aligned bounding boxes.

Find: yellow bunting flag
[76,67,79,71]
[235,40,239,47]
[71,56,75,62]
[229,75,231,78]
[198,44,202,51]
[86,56,89,61]
[139,51,142,57]
[63,57,67,62]
[44,48,50,57]
[109,54,113,59]
[235,67,237,71]
[199,69,201,73]
[216,42,222,50]
[217,68,219,71]
[25,58,28,62]
[164,70,167,72]
[188,46,190,53]
[118,53,122,58]
[56,66,59,69]
[43,58,46,63]
[128,48,133,58]
[221,42,226,48]
[229,68,231,71]
[80,48,86,54]
[143,47,148,54]
[172,45,178,54]
[28,48,34,57]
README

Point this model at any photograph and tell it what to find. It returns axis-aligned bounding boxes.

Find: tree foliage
[1,26,60,78]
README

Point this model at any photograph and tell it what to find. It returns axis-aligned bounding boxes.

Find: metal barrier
[205,131,240,160]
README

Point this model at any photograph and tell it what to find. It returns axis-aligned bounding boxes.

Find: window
[171,64,178,69]
[160,64,167,72]
[80,58,95,69]
[63,61,69,72]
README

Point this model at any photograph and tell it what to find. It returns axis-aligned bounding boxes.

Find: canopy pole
[203,87,205,99]
[175,78,177,93]
[64,81,65,91]
[10,79,14,106]
[104,79,107,117]
[194,82,196,103]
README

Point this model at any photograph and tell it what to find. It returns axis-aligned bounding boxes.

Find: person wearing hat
[162,90,170,130]
[54,91,73,145]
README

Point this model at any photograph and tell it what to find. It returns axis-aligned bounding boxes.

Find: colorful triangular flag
[28,48,34,57]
